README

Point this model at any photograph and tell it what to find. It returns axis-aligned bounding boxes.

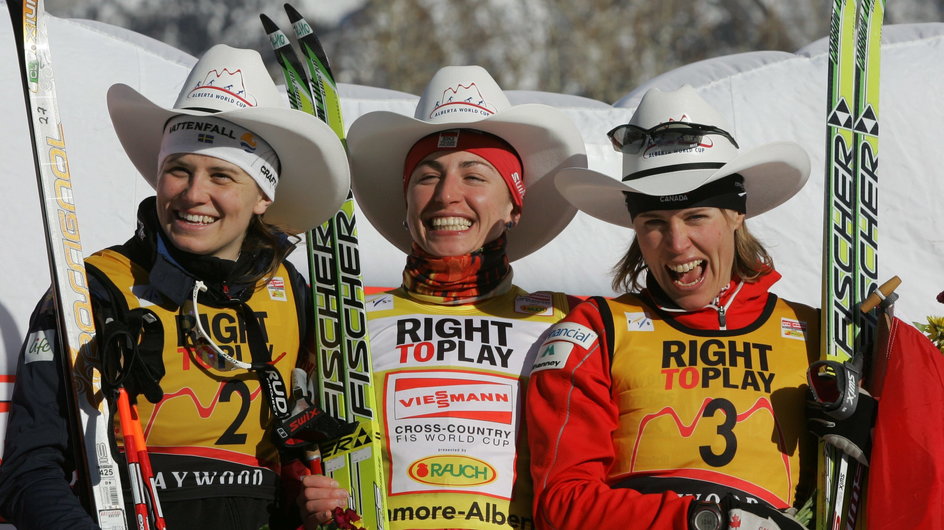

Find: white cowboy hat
[555,85,810,228]
[346,65,587,261]
[107,44,350,235]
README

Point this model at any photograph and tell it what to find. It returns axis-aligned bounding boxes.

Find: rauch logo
[408,455,497,487]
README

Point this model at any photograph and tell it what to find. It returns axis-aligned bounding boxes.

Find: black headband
[624,174,746,219]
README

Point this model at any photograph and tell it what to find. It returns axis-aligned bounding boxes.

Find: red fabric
[527,298,693,529]
[402,234,510,302]
[527,271,799,529]
[402,130,525,208]
[866,317,944,529]
[666,271,781,331]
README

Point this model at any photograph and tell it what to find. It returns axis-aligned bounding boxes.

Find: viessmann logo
[408,455,497,487]
[393,377,514,424]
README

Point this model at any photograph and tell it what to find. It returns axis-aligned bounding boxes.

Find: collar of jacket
[126,197,285,307]
[642,269,781,330]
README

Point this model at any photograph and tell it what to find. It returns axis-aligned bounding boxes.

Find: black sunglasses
[607,121,740,154]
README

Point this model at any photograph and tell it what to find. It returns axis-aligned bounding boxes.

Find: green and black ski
[261,5,388,529]
[7,0,128,527]
[817,0,885,528]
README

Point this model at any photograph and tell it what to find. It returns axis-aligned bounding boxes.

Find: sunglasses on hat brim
[607,121,740,154]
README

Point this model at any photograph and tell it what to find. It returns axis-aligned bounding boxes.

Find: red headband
[403,130,525,208]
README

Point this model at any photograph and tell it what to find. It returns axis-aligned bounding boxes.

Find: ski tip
[260,13,279,32]
[284,3,304,23]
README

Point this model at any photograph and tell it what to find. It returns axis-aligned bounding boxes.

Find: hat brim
[107,83,350,235]
[556,141,810,228]
[347,105,586,261]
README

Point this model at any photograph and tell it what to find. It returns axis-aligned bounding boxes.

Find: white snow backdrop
[0,11,943,484]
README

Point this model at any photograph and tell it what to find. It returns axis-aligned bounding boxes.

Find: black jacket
[0,198,311,530]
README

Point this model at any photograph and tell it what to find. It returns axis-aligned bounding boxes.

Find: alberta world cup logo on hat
[428,81,497,119]
[186,67,257,109]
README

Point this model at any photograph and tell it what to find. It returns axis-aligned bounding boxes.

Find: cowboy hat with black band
[346,65,588,261]
[555,85,810,228]
[107,44,350,235]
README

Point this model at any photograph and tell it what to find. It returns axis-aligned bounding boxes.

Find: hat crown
[629,86,732,130]
[413,65,512,124]
[174,44,285,113]
[622,86,739,183]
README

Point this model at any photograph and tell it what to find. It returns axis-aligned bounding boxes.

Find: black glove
[99,308,165,404]
[806,386,876,465]
[689,495,807,530]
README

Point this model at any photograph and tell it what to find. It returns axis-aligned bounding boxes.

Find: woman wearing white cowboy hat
[0,45,349,530]
[297,65,587,530]
[526,86,816,530]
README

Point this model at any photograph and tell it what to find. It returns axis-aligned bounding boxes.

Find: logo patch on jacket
[531,322,597,373]
[24,328,55,364]
[367,294,394,312]
[624,311,655,331]
[267,276,287,301]
[514,292,553,316]
[780,318,807,340]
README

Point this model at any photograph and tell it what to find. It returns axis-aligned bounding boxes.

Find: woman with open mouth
[296,65,587,530]
[528,86,818,530]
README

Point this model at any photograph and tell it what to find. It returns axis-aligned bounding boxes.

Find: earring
[505,221,516,230]
[402,220,409,231]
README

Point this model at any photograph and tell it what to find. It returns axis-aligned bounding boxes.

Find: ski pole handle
[860,276,901,313]
[307,448,324,475]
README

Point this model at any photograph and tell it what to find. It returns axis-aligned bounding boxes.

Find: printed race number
[699,398,737,467]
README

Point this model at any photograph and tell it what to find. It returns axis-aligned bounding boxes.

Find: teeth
[668,260,703,273]
[430,216,472,231]
[675,277,703,287]
[180,212,216,224]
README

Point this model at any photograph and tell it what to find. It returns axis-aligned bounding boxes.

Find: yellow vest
[603,293,817,508]
[367,287,569,529]
[86,249,302,498]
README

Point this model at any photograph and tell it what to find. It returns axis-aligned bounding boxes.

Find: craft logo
[267,276,287,301]
[428,82,497,119]
[186,67,257,108]
[408,455,497,487]
[780,318,807,340]
[625,311,655,331]
[240,132,257,153]
[393,377,514,424]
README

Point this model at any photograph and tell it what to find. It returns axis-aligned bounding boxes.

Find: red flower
[329,507,363,530]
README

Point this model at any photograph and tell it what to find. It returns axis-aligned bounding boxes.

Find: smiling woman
[0,44,350,530]
[295,65,588,530]
[405,142,521,259]
[526,86,820,530]
[156,153,273,260]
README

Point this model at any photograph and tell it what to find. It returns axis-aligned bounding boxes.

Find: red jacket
[527,271,817,529]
